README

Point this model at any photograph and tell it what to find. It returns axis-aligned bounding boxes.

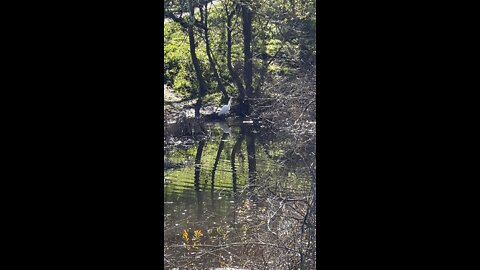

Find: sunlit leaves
[182,229,189,242]
[181,228,203,250]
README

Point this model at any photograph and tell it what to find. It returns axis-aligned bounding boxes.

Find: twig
[165,241,296,252]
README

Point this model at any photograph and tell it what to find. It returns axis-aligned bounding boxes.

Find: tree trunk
[241,0,253,116]
[187,0,208,117]
[202,2,229,103]
[226,6,245,101]
[242,0,253,98]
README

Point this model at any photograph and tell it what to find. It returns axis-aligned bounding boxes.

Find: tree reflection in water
[164,119,316,269]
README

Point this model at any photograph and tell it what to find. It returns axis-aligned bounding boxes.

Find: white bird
[217,97,233,116]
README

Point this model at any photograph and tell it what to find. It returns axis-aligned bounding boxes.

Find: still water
[164,119,315,269]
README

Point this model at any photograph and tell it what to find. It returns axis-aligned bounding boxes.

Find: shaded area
[164,119,316,269]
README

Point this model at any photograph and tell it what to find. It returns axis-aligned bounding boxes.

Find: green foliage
[164,23,193,96]
[164,20,217,98]
[165,0,316,98]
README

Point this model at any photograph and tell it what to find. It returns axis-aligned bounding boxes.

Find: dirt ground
[164,85,218,122]
[164,85,181,102]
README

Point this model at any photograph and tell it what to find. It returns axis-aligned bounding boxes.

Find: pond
[164,119,316,269]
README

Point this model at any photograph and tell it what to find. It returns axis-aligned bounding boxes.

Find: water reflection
[231,134,243,193]
[217,121,231,134]
[211,132,229,191]
[193,139,205,192]
[164,119,315,268]
[246,130,256,189]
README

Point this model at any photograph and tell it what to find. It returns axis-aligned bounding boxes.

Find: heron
[217,97,234,116]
